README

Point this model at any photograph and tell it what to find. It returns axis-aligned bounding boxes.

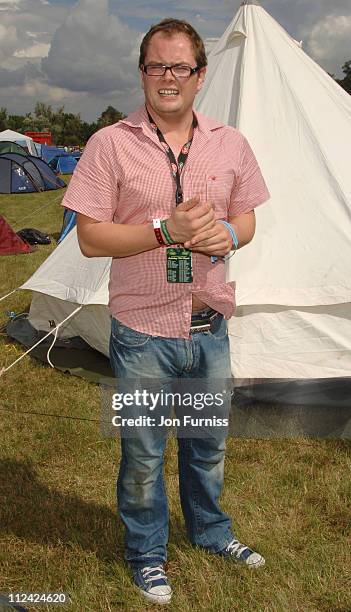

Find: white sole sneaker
[133,565,172,605]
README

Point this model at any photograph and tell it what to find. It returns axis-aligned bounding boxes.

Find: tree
[22,113,39,131]
[0,107,7,131]
[331,61,351,95]
[0,102,111,145]
[81,121,98,143]
[7,115,26,132]
[35,102,51,119]
[336,61,351,95]
[97,105,125,128]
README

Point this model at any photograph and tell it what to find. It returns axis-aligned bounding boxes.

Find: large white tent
[196,0,351,378]
[0,129,38,156]
[17,0,351,382]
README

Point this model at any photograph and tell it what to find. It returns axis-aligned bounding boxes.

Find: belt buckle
[190,322,211,334]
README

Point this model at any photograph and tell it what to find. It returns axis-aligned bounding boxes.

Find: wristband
[217,220,239,249]
[211,220,238,263]
[152,218,165,246]
[161,219,175,245]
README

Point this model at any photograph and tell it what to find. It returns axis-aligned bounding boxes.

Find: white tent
[195,0,351,378]
[0,129,38,156]
[21,227,111,357]
[19,0,351,381]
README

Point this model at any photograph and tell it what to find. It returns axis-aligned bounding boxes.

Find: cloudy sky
[0,0,350,121]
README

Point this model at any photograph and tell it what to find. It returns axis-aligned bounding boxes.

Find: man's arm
[183,210,256,256]
[76,197,216,258]
[77,213,159,257]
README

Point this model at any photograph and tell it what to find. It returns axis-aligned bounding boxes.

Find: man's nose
[163,67,176,80]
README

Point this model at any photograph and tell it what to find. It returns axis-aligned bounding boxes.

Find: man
[62,18,270,605]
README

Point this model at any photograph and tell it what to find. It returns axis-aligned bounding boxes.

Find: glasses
[143,64,200,78]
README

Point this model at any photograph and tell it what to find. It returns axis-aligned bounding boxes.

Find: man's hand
[184,210,256,256]
[166,196,216,244]
[184,221,233,256]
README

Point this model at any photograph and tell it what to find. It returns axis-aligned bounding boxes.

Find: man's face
[140,32,206,120]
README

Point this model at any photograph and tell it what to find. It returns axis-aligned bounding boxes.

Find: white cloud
[302,13,351,76]
[0,0,68,67]
[14,42,50,58]
[41,0,142,93]
[22,80,76,102]
[0,0,22,11]
[0,23,21,62]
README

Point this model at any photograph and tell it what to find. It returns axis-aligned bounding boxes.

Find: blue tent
[49,155,77,174]
[41,145,65,164]
[70,150,82,161]
[0,153,66,194]
[58,208,77,243]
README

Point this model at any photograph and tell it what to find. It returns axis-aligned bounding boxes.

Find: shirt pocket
[206,171,234,217]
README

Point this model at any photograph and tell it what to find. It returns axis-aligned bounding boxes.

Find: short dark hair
[139,18,207,69]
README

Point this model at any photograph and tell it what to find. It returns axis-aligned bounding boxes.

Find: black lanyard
[147,108,197,205]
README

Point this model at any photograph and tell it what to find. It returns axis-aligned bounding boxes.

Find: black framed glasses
[143,64,200,78]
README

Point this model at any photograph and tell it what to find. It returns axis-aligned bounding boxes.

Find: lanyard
[147,107,197,205]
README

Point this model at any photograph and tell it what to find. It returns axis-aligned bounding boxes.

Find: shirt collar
[120,105,224,141]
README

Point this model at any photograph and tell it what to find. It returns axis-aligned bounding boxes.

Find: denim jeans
[109,314,234,569]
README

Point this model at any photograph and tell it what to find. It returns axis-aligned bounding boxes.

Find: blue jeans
[109,315,234,569]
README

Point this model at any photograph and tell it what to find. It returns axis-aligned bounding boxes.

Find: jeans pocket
[207,316,228,341]
[111,318,151,348]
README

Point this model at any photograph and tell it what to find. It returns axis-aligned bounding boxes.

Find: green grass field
[0,187,350,612]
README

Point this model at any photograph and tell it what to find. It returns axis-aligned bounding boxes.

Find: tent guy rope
[0,288,18,303]
[0,305,83,378]
[13,190,65,230]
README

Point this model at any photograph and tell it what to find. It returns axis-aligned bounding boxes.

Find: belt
[189,308,222,333]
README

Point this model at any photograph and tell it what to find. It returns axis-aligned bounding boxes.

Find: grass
[0,188,350,611]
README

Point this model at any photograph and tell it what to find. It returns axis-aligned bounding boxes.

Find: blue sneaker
[221,539,265,567]
[133,565,172,604]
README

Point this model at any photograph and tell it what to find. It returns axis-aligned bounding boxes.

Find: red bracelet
[152,218,165,246]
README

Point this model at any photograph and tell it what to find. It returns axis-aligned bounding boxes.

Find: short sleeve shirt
[62,105,270,338]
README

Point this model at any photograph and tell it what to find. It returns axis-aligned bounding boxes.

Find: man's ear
[196,67,206,93]
[139,67,145,91]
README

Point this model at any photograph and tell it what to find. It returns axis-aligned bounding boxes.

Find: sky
[0,0,350,122]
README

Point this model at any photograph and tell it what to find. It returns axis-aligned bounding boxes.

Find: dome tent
[0,153,66,193]
[0,215,34,255]
[0,129,38,156]
[0,141,28,155]
[41,145,66,164]
[49,154,77,175]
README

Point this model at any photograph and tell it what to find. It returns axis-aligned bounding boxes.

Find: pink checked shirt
[62,106,270,339]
